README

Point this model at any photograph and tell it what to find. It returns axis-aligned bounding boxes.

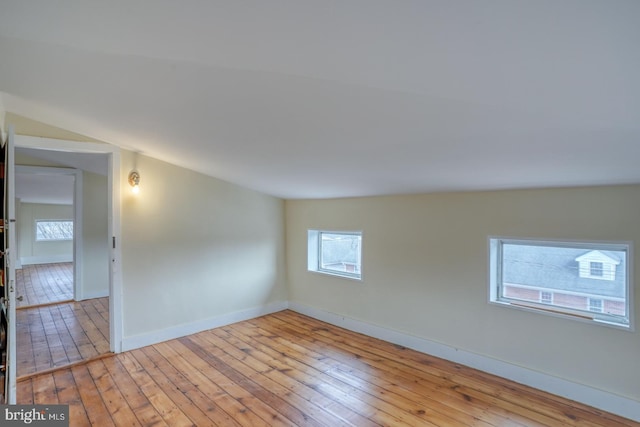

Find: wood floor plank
[117,351,196,426]
[86,360,141,426]
[71,363,116,427]
[154,339,296,427]
[16,374,34,404]
[144,343,250,427]
[14,310,638,427]
[206,326,397,426]
[16,262,110,378]
[180,334,345,427]
[271,311,568,426]
[261,313,536,427]
[234,319,494,427]
[271,311,620,427]
[17,298,110,377]
[16,263,73,308]
[196,330,380,427]
[222,322,447,426]
[52,368,92,426]
[102,355,168,427]
[132,347,227,426]
[31,373,58,405]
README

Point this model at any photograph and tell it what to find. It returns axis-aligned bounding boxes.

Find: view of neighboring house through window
[589,298,604,313]
[590,262,604,277]
[489,238,632,329]
[35,220,74,241]
[308,230,362,280]
[540,291,552,304]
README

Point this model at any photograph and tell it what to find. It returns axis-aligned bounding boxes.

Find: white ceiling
[1,0,639,199]
[15,148,108,205]
[16,172,74,205]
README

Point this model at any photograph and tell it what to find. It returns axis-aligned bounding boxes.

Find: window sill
[308,269,363,282]
[489,300,632,332]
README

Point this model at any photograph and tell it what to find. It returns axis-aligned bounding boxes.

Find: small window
[308,230,362,280]
[590,262,604,277]
[589,298,604,313]
[489,238,632,329]
[35,220,74,241]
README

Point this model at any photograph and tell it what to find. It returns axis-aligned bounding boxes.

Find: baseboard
[288,301,640,423]
[20,255,73,265]
[80,289,109,300]
[121,300,289,352]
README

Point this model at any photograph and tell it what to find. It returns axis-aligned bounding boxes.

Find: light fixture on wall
[128,170,140,194]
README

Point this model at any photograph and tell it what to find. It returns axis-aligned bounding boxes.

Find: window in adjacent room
[489,237,632,330]
[35,220,74,241]
[308,230,362,280]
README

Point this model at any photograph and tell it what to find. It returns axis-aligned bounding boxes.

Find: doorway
[11,136,122,382]
[15,165,78,308]
[13,161,110,377]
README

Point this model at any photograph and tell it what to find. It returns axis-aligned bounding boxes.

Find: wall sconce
[128,171,140,194]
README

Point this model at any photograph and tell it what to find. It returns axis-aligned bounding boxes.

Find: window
[540,291,552,304]
[35,220,74,241]
[489,238,632,329]
[308,230,362,280]
[589,298,604,313]
[590,262,604,277]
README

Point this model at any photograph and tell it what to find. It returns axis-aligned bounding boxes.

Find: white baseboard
[121,300,289,352]
[20,255,73,265]
[80,289,109,301]
[288,302,640,423]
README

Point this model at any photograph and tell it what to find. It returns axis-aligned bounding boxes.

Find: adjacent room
[0,1,639,425]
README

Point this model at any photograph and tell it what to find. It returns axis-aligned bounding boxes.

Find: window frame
[488,237,633,331]
[35,219,74,242]
[308,230,363,281]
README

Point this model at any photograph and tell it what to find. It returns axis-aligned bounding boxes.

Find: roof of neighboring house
[502,245,626,299]
[321,236,360,265]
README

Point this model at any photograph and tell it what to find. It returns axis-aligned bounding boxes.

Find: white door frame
[14,136,122,353]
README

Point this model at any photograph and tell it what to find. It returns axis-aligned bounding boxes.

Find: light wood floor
[17,310,637,427]
[17,297,110,378]
[15,263,110,378]
[17,263,74,308]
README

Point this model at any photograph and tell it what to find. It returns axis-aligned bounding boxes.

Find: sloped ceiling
[1,1,639,199]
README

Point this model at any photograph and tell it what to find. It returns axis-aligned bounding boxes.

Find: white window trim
[488,236,634,331]
[308,230,363,281]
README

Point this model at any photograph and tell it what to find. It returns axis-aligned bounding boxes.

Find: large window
[35,220,74,241]
[308,230,362,280]
[489,238,632,329]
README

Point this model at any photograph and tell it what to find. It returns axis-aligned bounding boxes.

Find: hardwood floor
[17,297,110,378]
[16,263,74,308]
[17,310,637,426]
[15,260,110,378]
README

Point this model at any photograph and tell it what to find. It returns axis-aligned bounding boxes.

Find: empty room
[0,1,639,426]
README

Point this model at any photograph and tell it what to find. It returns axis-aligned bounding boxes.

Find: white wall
[286,185,640,417]
[17,202,73,264]
[120,151,287,348]
[81,170,109,299]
